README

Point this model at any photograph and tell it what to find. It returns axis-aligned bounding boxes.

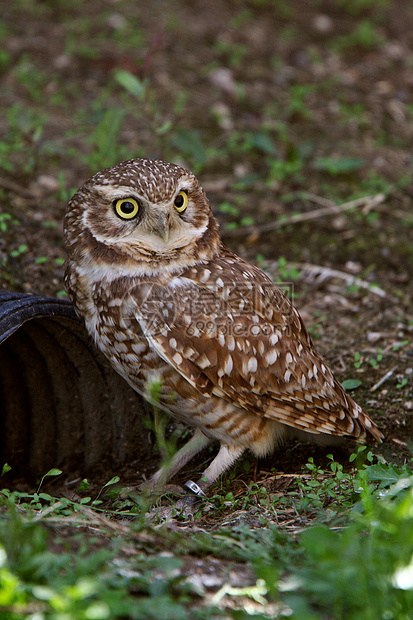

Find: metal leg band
[184,480,206,497]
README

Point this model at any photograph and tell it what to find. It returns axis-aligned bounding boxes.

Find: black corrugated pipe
[0,291,150,481]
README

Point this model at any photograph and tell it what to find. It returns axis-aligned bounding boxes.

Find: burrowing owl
[64,158,382,496]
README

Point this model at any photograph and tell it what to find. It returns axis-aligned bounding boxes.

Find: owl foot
[147,479,208,521]
[147,494,197,521]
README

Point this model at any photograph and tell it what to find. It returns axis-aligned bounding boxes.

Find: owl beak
[153,213,170,242]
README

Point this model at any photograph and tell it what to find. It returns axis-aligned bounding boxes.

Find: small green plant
[144,378,178,463]
[13,55,50,103]
[336,0,389,16]
[369,348,383,368]
[338,102,369,129]
[353,348,384,370]
[393,340,409,352]
[313,156,364,176]
[34,256,48,265]
[267,156,304,184]
[353,170,393,198]
[237,130,279,157]
[287,84,315,120]
[56,290,68,298]
[0,213,19,233]
[0,103,46,174]
[297,455,354,513]
[114,68,147,100]
[214,39,248,68]
[342,378,362,390]
[218,201,239,218]
[0,47,10,71]
[331,20,384,54]
[57,171,78,203]
[306,310,327,339]
[171,128,208,172]
[276,256,301,281]
[396,378,408,389]
[9,244,28,259]
[255,253,268,270]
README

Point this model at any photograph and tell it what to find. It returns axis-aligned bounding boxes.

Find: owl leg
[163,443,245,518]
[186,443,245,494]
[149,442,245,520]
[144,428,211,492]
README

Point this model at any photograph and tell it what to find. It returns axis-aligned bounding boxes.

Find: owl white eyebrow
[177,182,192,192]
[95,185,147,203]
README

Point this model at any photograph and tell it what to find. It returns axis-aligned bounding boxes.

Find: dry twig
[0,176,35,199]
[371,367,397,392]
[224,193,386,237]
[268,261,388,298]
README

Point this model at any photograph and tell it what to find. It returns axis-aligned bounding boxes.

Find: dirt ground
[1,0,413,489]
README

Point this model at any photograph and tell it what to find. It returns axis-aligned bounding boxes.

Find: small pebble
[313,14,333,34]
[107,13,127,30]
[209,68,237,96]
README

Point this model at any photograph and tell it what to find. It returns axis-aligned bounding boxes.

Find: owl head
[64,158,220,273]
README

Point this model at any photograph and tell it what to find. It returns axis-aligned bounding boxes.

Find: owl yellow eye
[174,190,188,213]
[114,198,140,220]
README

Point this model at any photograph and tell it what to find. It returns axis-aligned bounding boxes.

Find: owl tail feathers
[334,389,383,445]
[353,411,384,445]
[338,396,383,445]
